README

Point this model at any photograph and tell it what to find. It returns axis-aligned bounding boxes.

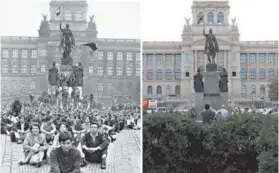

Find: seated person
[15,116,30,144]
[80,122,109,169]
[49,131,82,173]
[18,122,49,167]
[41,117,57,144]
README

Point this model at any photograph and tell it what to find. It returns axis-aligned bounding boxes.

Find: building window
[136,53,140,62]
[166,69,172,80]
[175,85,180,95]
[30,81,36,90]
[260,85,265,95]
[259,69,265,79]
[241,85,247,98]
[31,50,37,58]
[207,12,214,24]
[156,69,163,80]
[184,54,190,62]
[117,66,122,76]
[2,65,8,73]
[147,69,153,80]
[126,52,132,61]
[165,55,172,65]
[147,55,153,65]
[197,12,204,24]
[240,68,246,79]
[175,54,181,64]
[166,85,171,96]
[21,65,27,73]
[41,49,46,56]
[250,69,256,79]
[147,85,152,95]
[259,54,265,64]
[217,12,224,24]
[97,52,103,60]
[156,85,162,95]
[40,65,46,73]
[268,53,275,64]
[107,66,113,76]
[12,49,18,58]
[156,55,162,65]
[98,83,103,92]
[75,10,82,21]
[107,52,113,60]
[21,50,28,58]
[126,66,132,76]
[240,54,247,64]
[249,54,256,64]
[232,53,237,61]
[251,85,256,95]
[20,81,25,90]
[12,65,18,73]
[108,82,113,91]
[98,66,103,76]
[89,66,94,74]
[65,10,72,21]
[2,49,9,58]
[136,66,140,76]
[175,69,181,80]
[117,52,123,61]
[31,65,36,74]
[268,69,275,79]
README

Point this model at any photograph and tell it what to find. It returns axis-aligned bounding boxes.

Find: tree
[268,77,278,101]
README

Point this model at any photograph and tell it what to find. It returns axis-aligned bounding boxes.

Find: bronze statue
[203,28,219,64]
[194,68,204,92]
[48,63,59,85]
[42,14,47,22]
[219,68,228,92]
[59,23,75,65]
[89,15,94,23]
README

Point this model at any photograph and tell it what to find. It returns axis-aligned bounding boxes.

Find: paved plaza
[0,130,141,173]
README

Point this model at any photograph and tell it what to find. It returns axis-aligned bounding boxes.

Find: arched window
[21,65,27,73]
[251,85,256,95]
[147,69,153,80]
[156,69,163,80]
[197,12,204,24]
[240,68,246,79]
[98,66,103,76]
[126,66,132,76]
[108,82,113,91]
[31,65,36,74]
[30,81,36,90]
[12,65,18,73]
[136,66,140,76]
[156,85,162,95]
[75,10,82,21]
[117,66,123,76]
[65,10,72,21]
[268,69,275,79]
[260,85,265,95]
[249,69,256,79]
[241,85,247,98]
[165,85,171,96]
[175,85,180,95]
[259,69,265,79]
[207,12,214,24]
[166,69,172,80]
[147,85,152,95]
[107,66,113,76]
[2,65,8,73]
[98,83,103,92]
[89,66,94,74]
[217,12,224,24]
[175,69,181,80]
[20,81,25,89]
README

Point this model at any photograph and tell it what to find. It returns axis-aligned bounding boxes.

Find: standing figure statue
[203,28,219,64]
[48,62,59,86]
[59,23,75,65]
[194,68,204,92]
[219,68,228,92]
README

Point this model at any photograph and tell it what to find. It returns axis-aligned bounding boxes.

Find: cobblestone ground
[0,130,141,173]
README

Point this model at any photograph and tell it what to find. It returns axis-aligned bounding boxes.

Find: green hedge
[143,113,278,173]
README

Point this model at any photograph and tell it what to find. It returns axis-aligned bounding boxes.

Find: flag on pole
[81,42,98,51]
[56,6,61,16]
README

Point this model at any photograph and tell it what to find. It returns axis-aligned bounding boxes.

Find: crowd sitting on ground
[1,99,141,172]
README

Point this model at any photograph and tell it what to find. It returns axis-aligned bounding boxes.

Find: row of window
[147,85,180,96]
[240,53,275,64]
[89,66,140,77]
[55,10,83,21]
[146,69,181,80]
[197,12,224,24]
[2,65,46,74]
[240,69,275,79]
[97,52,141,61]
[2,81,36,90]
[241,85,266,97]
[146,55,181,65]
[1,49,47,59]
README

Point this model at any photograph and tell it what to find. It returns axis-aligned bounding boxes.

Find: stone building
[142,0,278,108]
[1,0,141,104]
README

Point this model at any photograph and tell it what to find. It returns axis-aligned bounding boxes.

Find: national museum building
[142,0,278,107]
[1,0,141,104]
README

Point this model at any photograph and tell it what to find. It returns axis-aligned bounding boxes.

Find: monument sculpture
[203,28,219,64]
[219,68,228,92]
[59,23,75,65]
[193,68,204,92]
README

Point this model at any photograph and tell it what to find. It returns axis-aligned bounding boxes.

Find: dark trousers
[83,148,108,163]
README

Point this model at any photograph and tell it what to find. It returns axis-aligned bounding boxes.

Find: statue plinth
[206,63,217,72]
[59,65,73,86]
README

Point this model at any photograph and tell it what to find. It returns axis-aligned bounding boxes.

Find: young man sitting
[49,131,82,173]
[80,122,109,169]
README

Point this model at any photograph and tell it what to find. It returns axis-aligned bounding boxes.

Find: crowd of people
[1,98,141,172]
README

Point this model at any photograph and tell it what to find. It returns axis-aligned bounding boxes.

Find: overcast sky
[0,0,279,41]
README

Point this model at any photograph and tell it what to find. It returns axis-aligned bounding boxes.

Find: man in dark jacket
[200,104,216,124]
[80,122,109,169]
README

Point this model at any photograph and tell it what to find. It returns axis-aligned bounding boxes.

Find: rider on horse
[203,28,219,63]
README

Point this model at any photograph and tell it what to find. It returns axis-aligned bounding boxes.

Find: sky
[0,0,279,41]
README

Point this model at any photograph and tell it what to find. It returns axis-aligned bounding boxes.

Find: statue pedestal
[60,65,73,86]
[206,63,217,72]
[194,92,204,114]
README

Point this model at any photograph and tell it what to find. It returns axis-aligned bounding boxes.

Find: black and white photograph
[0,0,141,173]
